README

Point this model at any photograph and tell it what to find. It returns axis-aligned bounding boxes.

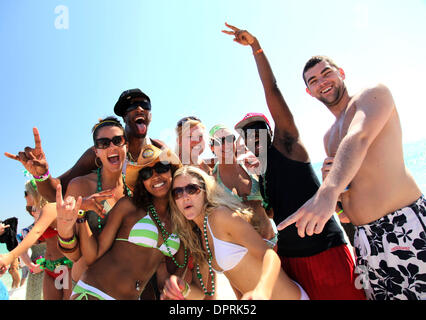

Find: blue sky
[1,0,425,229]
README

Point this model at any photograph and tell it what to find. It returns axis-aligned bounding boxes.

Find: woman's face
[142,162,173,199]
[94,126,127,173]
[24,192,40,220]
[172,174,205,223]
[211,129,236,163]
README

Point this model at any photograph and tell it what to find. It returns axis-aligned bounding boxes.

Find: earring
[95,157,102,168]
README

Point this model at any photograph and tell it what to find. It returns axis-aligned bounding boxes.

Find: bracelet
[58,234,76,246]
[57,239,78,253]
[254,48,263,56]
[181,281,191,298]
[337,209,344,216]
[77,210,87,223]
[33,170,50,182]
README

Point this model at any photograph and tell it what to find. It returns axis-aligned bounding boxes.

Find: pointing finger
[33,127,42,151]
[224,22,239,31]
[4,152,20,161]
[277,210,302,231]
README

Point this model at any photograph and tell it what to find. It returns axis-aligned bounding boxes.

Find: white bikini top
[207,218,248,273]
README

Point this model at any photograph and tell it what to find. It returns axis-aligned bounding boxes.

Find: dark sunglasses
[124,100,151,114]
[24,191,28,197]
[210,135,236,146]
[139,162,171,181]
[176,116,201,127]
[172,183,204,200]
[95,135,126,149]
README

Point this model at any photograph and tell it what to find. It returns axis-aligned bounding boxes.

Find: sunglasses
[94,135,126,149]
[124,100,151,114]
[24,191,28,197]
[139,162,171,181]
[172,183,204,200]
[176,116,201,127]
[210,135,236,146]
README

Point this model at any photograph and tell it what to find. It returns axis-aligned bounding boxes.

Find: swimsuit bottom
[36,256,73,279]
[354,195,426,300]
[72,280,116,300]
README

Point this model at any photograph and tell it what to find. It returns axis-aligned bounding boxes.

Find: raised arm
[5,127,97,202]
[278,84,396,237]
[223,23,308,160]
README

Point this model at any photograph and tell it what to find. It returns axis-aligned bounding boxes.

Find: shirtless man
[278,55,425,300]
[5,88,165,203]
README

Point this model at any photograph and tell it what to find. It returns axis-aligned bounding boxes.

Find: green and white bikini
[72,206,182,300]
[115,213,181,257]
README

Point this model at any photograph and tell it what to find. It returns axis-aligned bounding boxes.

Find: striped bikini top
[115,214,180,257]
[213,163,263,202]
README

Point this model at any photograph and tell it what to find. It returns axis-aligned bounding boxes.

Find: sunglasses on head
[176,116,201,127]
[139,162,171,181]
[124,100,151,114]
[210,135,236,146]
[172,183,204,200]
[95,135,126,149]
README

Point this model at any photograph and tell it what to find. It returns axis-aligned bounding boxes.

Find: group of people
[0,23,424,301]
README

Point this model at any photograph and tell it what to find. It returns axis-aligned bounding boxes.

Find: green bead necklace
[96,167,132,230]
[196,213,215,296]
[147,205,188,269]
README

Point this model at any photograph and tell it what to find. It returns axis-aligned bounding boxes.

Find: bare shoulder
[355,83,395,107]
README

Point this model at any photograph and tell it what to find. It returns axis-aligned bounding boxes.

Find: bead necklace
[147,205,188,269]
[96,167,132,230]
[196,213,215,296]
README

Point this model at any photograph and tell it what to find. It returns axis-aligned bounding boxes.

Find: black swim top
[264,145,346,257]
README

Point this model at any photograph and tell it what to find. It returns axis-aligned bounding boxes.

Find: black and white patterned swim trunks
[354,195,426,300]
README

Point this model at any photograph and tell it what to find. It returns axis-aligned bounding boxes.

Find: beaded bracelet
[254,48,263,56]
[58,234,76,246]
[33,170,50,182]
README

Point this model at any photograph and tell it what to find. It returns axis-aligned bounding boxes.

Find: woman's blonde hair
[24,180,48,211]
[169,165,255,266]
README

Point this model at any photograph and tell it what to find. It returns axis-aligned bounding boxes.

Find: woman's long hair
[169,165,256,266]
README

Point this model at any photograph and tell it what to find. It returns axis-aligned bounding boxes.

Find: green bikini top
[213,163,264,202]
[115,213,180,257]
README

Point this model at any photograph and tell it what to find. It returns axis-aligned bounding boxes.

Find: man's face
[304,60,346,107]
[241,123,270,157]
[123,98,152,138]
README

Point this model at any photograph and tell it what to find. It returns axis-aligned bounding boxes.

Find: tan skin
[4,98,160,204]
[278,60,422,235]
[211,128,275,241]
[0,202,72,299]
[164,174,301,300]
[56,125,128,283]
[56,165,186,300]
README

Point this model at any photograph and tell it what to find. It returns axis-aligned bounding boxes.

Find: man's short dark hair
[302,55,339,86]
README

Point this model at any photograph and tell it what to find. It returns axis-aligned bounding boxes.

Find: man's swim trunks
[354,195,426,300]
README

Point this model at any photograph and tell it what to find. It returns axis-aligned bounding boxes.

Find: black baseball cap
[114,88,151,117]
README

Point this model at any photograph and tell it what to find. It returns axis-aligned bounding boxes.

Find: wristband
[337,209,344,216]
[33,170,50,182]
[58,234,76,246]
[57,239,78,253]
[254,48,263,56]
